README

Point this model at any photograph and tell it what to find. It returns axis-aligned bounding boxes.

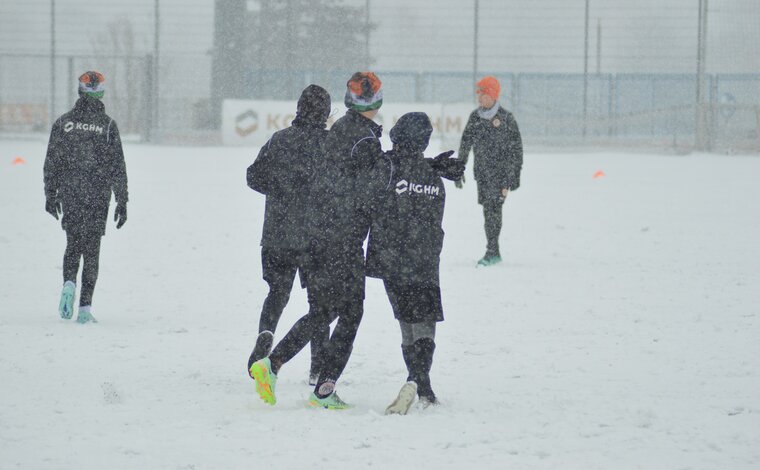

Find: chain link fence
[1,0,758,152]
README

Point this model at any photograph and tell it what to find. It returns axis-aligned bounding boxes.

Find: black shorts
[383,280,443,323]
[261,246,306,289]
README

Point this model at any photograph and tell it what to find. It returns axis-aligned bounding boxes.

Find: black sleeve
[426,152,464,181]
[246,138,275,195]
[354,134,384,173]
[457,112,477,166]
[505,114,523,191]
[108,120,129,204]
[43,119,62,201]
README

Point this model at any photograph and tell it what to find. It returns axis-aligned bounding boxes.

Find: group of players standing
[244,72,523,413]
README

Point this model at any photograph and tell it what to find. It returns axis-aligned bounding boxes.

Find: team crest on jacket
[492,118,501,128]
[395,179,440,197]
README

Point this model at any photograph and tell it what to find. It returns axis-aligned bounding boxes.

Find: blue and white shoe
[58,281,76,319]
[76,306,97,324]
[476,254,502,267]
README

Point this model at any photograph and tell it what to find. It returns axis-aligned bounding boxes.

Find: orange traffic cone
[12,157,26,165]
[593,170,605,179]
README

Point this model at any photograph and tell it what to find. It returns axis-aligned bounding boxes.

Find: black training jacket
[304,109,384,305]
[365,149,446,286]
[458,106,523,191]
[43,97,128,235]
[247,119,328,250]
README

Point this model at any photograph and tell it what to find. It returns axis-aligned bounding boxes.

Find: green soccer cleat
[75,306,97,324]
[477,254,502,267]
[58,281,76,319]
[249,358,277,405]
[308,392,352,410]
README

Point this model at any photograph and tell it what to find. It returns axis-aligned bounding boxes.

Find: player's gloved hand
[427,151,464,181]
[455,173,465,189]
[114,203,127,229]
[46,198,61,220]
[433,150,455,161]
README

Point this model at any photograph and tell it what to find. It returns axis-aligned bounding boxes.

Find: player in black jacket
[457,76,523,266]
[43,71,128,323]
[366,112,456,413]
[245,84,331,384]
[249,72,385,410]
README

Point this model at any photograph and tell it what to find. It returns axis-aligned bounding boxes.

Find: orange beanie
[476,76,500,100]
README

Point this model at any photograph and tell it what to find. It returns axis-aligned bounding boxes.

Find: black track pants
[258,247,300,334]
[269,299,363,388]
[250,247,329,371]
[482,201,503,256]
[63,230,102,306]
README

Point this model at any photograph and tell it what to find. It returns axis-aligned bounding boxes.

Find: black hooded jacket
[247,85,331,250]
[303,109,384,304]
[43,96,128,234]
[458,105,523,193]
[366,112,446,285]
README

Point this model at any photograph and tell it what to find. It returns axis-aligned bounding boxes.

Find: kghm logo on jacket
[63,121,104,134]
[395,179,440,197]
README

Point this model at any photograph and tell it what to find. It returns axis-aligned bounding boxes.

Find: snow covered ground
[1,138,758,469]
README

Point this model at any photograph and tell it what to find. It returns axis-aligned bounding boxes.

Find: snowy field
[1,137,758,469]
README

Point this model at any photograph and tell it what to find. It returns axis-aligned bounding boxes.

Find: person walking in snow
[456,76,523,267]
[249,72,386,410]
[44,71,128,323]
[365,112,463,414]
[245,84,331,384]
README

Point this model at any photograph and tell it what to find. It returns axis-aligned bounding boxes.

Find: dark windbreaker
[458,106,523,194]
[365,148,445,286]
[43,97,128,234]
[303,109,384,305]
[247,119,329,250]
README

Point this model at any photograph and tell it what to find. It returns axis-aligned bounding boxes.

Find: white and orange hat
[78,71,105,99]
[344,72,383,112]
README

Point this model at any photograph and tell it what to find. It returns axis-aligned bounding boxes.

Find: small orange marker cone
[12,157,26,165]
[593,170,605,179]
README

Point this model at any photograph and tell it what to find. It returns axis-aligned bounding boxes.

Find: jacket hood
[294,84,331,127]
[74,96,105,114]
[390,112,432,154]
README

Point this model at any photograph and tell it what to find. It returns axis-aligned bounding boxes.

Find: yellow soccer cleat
[249,358,277,405]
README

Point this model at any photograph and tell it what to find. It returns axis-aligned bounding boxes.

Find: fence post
[67,56,74,109]
[50,0,56,128]
[513,73,521,117]
[755,105,760,151]
[144,54,154,142]
[709,74,717,151]
[609,73,617,138]
[695,0,709,151]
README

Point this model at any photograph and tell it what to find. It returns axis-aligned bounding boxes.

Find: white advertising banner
[222,99,474,150]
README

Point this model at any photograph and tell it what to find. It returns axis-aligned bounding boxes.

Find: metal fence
[2,52,758,152]
[2,0,759,151]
